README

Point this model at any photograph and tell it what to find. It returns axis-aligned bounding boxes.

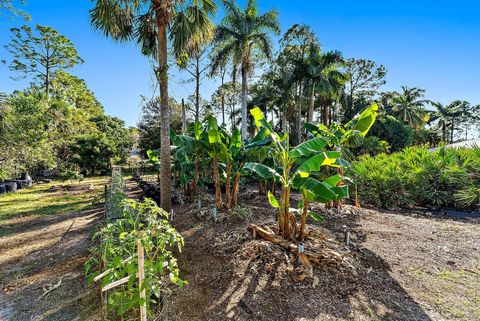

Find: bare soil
[0,179,115,321]
[1,181,479,321]
[163,189,480,321]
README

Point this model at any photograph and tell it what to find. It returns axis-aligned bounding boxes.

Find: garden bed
[161,188,480,321]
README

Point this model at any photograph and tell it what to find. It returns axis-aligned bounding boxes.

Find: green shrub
[351,146,480,210]
[370,115,413,151]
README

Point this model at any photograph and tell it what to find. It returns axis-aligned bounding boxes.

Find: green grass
[0,176,108,222]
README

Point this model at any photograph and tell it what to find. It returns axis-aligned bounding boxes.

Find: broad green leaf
[208,128,221,144]
[230,129,242,148]
[299,177,338,203]
[267,191,279,208]
[193,121,202,140]
[297,199,304,209]
[297,151,341,173]
[244,162,281,181]
[324,174,342,187]
[308,211,324,221]
[347,103,379,136]
[289,137,328,159]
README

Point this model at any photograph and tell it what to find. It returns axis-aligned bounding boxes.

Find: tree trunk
[156,14,171,212]
[221,68,226,125]
[451,122,454,143]
[195,55,200,122]
[213,157,223,209]
[193,155,199,196]
[322,101,328,126]
[181,98,186,134]
[299,196,309,242]
[241,65,248,140]
[281,111,287,134]
[297,82,303,144]
[232,169,241,208]
[259,180,266,195]
[441,123,446,142]
[225,163,232,209]
[283,186,291,239]
[308,82,315,123]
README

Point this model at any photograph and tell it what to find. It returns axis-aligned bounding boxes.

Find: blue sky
[1,0,479,126]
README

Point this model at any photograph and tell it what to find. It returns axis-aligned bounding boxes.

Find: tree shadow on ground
[0,207,104,321]
[165,191,434,321]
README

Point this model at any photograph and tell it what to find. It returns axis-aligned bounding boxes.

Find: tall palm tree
[390,86,430,129]
[90,0,216,212]
[307,49,348,125]
[211,0,279,140]
[432,100,470,143]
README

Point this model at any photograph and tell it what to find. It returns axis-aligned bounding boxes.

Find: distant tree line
[0,24,133,180]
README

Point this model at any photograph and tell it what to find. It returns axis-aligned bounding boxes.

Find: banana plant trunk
[213,157,223,209]
[299,196,309,242]
[193,155,199,196]
[232,169,242,208]
[155,12,171,212]
[225,163,232,209]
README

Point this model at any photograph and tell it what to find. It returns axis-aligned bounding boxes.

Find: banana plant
[171,122,205,196]
[244,107,347,241]
[304,103,379,208]
[224,128,243,209]
[200,116,224,209]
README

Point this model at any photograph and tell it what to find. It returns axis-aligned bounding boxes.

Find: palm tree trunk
[182,98,186,134]
[232,168,242,208]
[308,82,315,123]
[241,65,248,140]
[221,69,225,125]
[195,55,200,122]
[297,82,303,144]
[441,123,446,142]
[156,14,171,212]
[322,101,328,125]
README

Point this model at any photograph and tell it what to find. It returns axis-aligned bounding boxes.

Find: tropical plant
[306,49,348,125]
[86,198,185,318]
[90,0,216,212]
[389,86,430,129]
[244,107,348,241]
[211,0,280,140]
[4,25,83,98]
[352,146,480,210]
[431,100,473,143]
[369,114,414,151]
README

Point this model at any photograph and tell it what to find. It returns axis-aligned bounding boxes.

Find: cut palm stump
[248,224,352,268]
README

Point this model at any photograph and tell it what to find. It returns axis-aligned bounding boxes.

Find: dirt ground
[163,189,480,321]
[0,178,111,321]
[1,180,479,321]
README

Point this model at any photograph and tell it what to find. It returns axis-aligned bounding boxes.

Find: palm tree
[90,0,216,212]
[307,49,348,125]
[432,100,470,143]
[390,86,430,129]
[211,0,279,140]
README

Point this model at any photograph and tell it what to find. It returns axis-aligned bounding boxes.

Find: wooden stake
[137,240,147,321]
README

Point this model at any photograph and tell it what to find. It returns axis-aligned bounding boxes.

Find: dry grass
[0,176,108,321]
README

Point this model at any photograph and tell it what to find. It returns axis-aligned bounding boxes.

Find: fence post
[137,240,147,321]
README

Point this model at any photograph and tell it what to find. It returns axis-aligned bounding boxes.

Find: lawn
[0,176,109,321]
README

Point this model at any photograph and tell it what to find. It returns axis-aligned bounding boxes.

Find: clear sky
[1,0,479,126]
